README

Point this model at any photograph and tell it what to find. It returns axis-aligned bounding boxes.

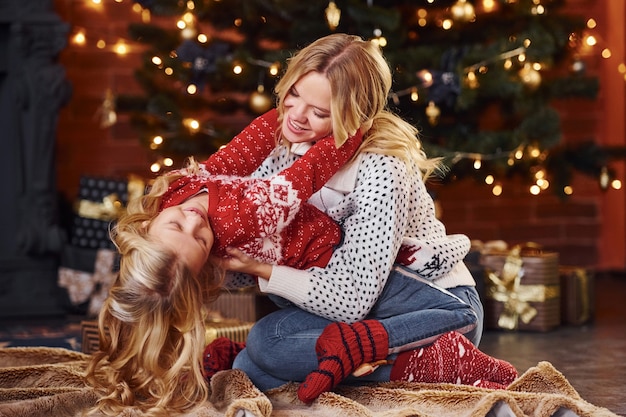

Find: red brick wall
[52,0,625,271]
[54,0,152,200]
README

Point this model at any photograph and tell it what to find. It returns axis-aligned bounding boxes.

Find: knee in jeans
[244,325,282,369]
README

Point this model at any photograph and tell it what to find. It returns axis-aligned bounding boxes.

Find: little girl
[84,109,363,417]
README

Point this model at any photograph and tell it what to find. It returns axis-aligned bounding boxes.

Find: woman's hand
[210,247,273,280]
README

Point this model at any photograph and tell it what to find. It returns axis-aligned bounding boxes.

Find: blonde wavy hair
[84,166,222,417]
[275,33,441,178]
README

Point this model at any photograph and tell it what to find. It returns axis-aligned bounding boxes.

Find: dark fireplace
[0,0,71,317]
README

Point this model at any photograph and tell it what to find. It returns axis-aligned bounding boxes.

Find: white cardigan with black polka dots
[225,148,475,323]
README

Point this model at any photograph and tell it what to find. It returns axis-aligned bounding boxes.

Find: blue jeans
[233,265,484,391]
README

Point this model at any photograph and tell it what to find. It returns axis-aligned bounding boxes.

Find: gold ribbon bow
[485,244,559,330]
[76,193,123,221]
[75,176,145,221]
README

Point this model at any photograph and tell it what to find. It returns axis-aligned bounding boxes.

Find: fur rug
[0,346,619,417]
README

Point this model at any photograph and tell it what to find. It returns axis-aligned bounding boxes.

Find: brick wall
[433,176,603,266]
[52,0,625,271]
[54,0,151,204]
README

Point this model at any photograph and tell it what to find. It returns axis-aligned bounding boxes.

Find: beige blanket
[0,347,619,417]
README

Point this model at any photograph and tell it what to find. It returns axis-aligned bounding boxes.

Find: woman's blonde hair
[85,166,222,417]
[275,33,440,177]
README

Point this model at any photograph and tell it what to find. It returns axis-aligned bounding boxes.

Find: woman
[211,33,515,403]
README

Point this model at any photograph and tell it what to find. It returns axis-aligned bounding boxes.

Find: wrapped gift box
[208,287,279,323]
[70,175,145,250]
[81,320,102,355]
[70,176,128,250]
[204,317,255,345]
[81,318,254,354]
[464,249,486,304]
[58,246,119,316]
[559,266,594,325]
[481,243,560,332]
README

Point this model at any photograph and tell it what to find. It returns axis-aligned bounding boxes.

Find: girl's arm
[274,131,362,201]
[201,109,279,176]
[209,132,361,256]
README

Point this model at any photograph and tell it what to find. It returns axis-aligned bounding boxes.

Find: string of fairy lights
[68,0,624,196]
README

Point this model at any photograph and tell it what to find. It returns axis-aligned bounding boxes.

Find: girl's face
[148,193,213,275]
[282,71,333,144]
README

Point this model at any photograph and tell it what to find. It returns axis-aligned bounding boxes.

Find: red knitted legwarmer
[389,331,518,389]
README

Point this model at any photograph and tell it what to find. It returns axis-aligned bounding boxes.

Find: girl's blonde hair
[85,166,222,417]
[275,33,440,177]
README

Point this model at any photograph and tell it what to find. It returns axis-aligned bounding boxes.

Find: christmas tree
[118,0,622,197]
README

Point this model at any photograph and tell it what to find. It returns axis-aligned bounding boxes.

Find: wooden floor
[480,273,626,416]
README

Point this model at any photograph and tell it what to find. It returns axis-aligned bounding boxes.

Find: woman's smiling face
[281,71,333,144]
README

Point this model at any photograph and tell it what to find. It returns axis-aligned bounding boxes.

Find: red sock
[202,337,245,381]
[297,320,388,403]
[390,331,518,389]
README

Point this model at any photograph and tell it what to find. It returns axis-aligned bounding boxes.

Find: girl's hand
[210,247,273,279]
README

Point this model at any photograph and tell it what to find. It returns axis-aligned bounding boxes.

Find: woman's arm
[260,153,411,323]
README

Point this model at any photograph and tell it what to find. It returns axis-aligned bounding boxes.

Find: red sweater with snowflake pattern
[160,111,362,269]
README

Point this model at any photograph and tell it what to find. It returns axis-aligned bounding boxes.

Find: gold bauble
[249,89,273,114]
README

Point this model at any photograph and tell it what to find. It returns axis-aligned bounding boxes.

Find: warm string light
[390,46,528,104]
[445,143,570,196]
[370,28,387,47]
[69,1,146,55]
[450,0,475,22]
[150,157,174,173]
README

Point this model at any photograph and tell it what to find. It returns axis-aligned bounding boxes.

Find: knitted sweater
[160,112,362,270]
[209,110,475,323]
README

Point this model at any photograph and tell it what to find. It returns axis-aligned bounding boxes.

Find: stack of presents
[471,240,594,331]
[59,176,594,353]
[57,175,140,317]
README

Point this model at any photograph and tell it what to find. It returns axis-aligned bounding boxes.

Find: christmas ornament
[176,40,230,90]
[325,1,341,31]
[420,48,464,108]
[426,70,461,107]
[425,101,441,126]
[249,85,273,114]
